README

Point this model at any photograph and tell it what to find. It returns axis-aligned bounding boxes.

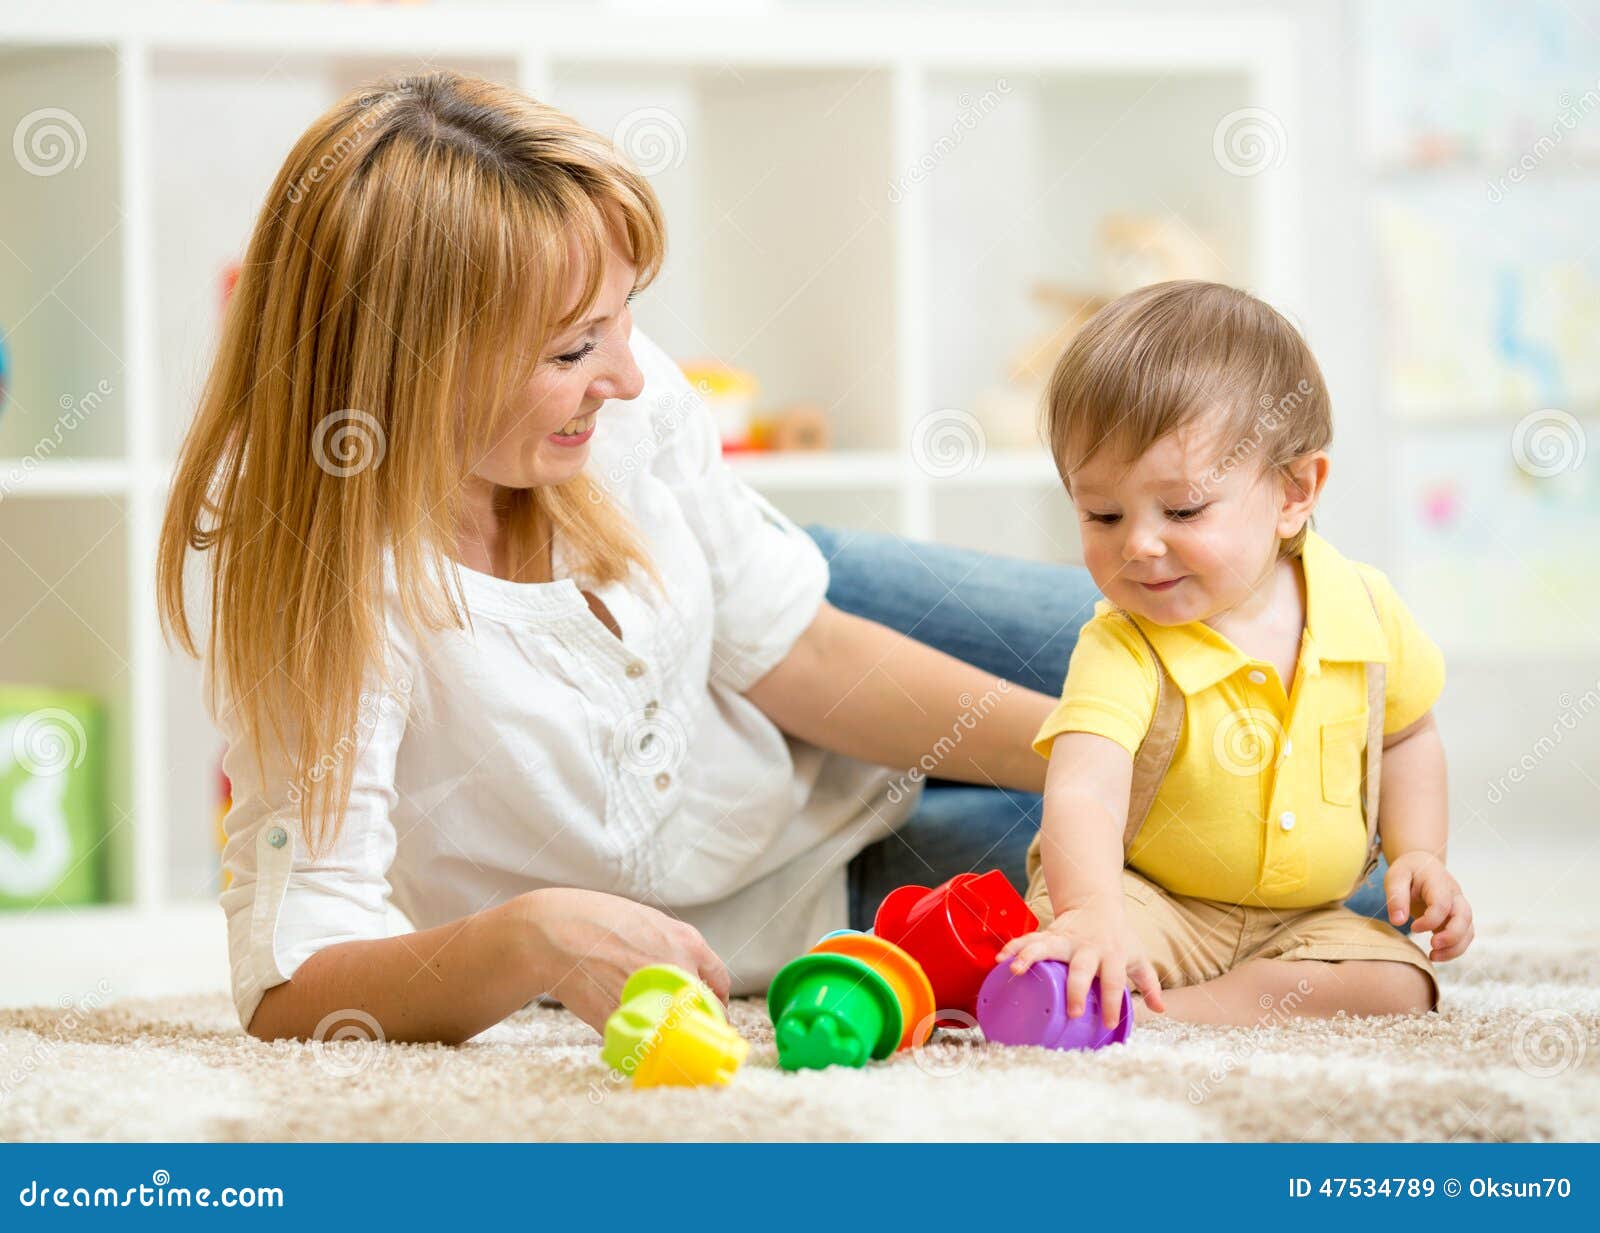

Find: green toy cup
[766,952,902,1071]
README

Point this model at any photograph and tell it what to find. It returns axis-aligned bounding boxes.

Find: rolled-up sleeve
[637,333,829,692]
[208,651,412,1032]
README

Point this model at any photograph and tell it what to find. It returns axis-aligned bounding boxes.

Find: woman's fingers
[684,934,731,1003]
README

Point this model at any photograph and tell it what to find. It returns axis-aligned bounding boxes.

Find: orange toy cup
[809,931,937,1050]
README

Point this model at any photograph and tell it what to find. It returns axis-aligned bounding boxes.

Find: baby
[1001,280,1474,1028]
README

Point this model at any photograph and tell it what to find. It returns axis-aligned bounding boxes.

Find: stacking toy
[976,958,1133,1050]
[766,951,902,1071]
[874,870,1038,1021]
[601,964,749,1087]
[808,929,937,1050]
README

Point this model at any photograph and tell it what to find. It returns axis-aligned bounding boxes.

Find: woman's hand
[515,887,731,1032]
[996,901,1165,1026]
[1384,851,1474,961]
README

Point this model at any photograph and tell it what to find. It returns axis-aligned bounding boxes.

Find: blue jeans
[804,525,1395,931]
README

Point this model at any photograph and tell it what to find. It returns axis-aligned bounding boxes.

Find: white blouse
[212,331,920,1032]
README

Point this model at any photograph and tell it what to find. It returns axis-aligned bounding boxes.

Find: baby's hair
[1042,280,1331,559]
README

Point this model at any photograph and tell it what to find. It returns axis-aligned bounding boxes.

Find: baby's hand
[996,903,1165,1026]
[1385,851,1474,961]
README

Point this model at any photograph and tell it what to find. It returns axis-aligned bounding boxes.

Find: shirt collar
[1119,530,1389,696]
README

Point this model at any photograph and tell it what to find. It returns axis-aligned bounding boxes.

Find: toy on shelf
[679,359,833,455]
[681,361,760,453]
[977,958,1133,1051]
[601,964,749,1088]
[754,404,831,452]
[0,685,106,909]
[974,212,1227,450]
[873,869,1037,1022]
[767,948,902,1071]
[807,929,937,1051]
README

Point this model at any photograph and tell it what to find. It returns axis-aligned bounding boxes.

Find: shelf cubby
[0,45,126,462]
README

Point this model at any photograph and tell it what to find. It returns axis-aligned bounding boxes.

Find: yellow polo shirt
[1032,531,1445,908]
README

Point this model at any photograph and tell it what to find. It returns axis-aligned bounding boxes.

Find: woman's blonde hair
[1042,280,1331,560]
[158,71,664,857]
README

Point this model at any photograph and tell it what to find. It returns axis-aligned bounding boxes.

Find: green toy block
[0,685,106,909]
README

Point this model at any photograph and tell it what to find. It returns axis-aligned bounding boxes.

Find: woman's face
[470,240,644,491]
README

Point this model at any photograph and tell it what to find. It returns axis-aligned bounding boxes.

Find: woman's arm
[246,888,731,1045]
[743,601,1057,794]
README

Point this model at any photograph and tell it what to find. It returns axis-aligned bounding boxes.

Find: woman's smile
[547,410,597,447]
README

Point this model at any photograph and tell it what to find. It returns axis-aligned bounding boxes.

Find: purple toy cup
[976,958,1133,1050]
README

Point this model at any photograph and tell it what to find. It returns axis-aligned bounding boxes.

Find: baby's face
[1067,413,1303,627]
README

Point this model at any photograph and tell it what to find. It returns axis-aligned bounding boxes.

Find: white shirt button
[1279,811,1296,831]
[266,825,288,849]
[655,772,672,790]
[625,661,646,679]
[1247,669,1267,685]
[644,700,659,717]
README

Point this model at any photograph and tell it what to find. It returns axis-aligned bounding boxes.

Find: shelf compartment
[552,61,900,452]
[148,49,520,460]
[0,494,132,907]
[0,45,126,461]
[920,68,1258,429]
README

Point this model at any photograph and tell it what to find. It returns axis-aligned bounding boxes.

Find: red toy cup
[873,870,1038,1023]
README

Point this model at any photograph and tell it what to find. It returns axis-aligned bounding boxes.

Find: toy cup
[808,930,937,1050]
[874,870,1038,1022]
[602,964,748,1087]
[976,958,1133,1051]
[767,952,902,1071]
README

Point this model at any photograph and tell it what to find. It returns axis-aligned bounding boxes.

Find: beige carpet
[2,923,1596,1142]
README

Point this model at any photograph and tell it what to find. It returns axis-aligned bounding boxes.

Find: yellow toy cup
[602,964,748,1089]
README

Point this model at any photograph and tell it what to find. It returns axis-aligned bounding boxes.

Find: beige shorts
[1029,867,1438,1009]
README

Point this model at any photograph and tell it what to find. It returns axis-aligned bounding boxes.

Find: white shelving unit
[0,0,1304,1002]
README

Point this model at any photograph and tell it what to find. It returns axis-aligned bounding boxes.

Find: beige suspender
[1024,575,1387,919]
